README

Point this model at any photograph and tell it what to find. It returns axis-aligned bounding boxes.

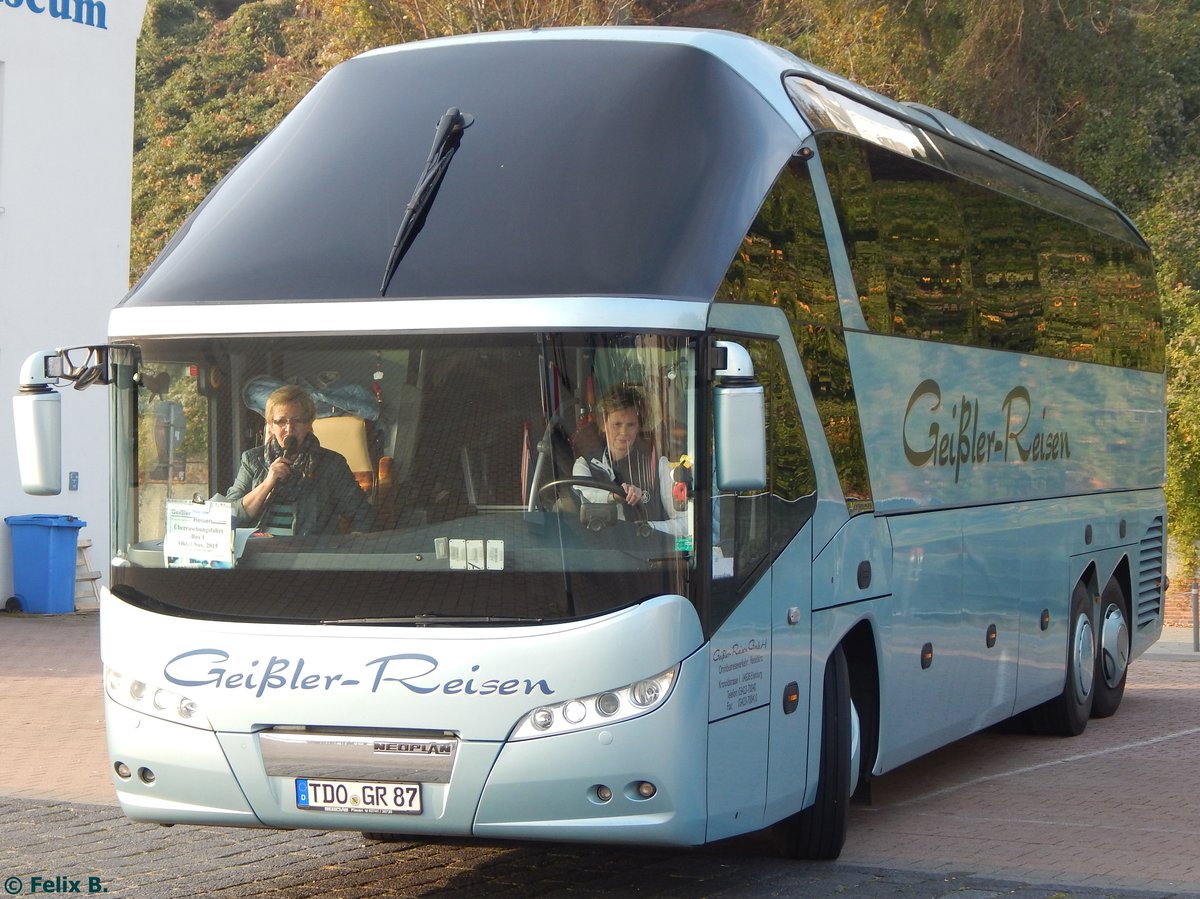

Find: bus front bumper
[105,699,260,827]
[106,654,710,846]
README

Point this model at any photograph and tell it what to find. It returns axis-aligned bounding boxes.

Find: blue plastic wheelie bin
[5,514,87,614]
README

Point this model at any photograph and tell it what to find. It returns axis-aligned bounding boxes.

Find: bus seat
[313,415,375,495]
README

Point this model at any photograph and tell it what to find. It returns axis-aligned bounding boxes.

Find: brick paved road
[2,613,1198,898]
[840,651,1200,892]
[0,614,111,805]
[2,795,1195,898]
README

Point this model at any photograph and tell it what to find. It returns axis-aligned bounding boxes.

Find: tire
[848,661,875,806]
[773,645,851,860]
[1091,584,1130,718]
[1028,582,1095,736]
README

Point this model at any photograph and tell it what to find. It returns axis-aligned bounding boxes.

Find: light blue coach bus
[17,27,1166,859]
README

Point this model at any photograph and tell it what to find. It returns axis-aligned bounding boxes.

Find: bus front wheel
[772,645,852,860]
[1029,583,1095,736]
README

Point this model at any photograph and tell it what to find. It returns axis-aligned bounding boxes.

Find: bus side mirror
[713,341,766,492]
[12,344,141,496]
[13,350,64,496]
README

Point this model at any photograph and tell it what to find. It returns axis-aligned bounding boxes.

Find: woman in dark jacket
[226,385,373,535]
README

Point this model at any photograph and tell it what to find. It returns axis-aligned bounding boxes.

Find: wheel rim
[848,698,861,798]
[1071,612,1095,704]
[1100,602,1129,688]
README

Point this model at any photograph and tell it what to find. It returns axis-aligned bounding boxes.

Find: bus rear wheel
[1029,583,1094,736]
[1091,586,1130,718]
[773,645,852,860]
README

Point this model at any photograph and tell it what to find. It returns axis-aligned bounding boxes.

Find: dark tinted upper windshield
[124,39,799,305]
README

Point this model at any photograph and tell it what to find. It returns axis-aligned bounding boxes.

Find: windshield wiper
[379,107,473,295]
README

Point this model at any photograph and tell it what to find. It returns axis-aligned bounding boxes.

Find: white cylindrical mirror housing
[13,389,62,495]
[712,341,766,492]
[714,384,766,491]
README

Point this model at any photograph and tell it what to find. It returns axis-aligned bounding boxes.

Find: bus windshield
[111,332,699,624]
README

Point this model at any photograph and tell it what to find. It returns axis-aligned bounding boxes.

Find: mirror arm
[18,344,141,392]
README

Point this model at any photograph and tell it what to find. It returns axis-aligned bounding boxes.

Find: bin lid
[5,514,87,528]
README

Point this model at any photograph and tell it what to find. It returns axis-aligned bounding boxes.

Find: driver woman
[226,385,374,536]
[572,386,683,533]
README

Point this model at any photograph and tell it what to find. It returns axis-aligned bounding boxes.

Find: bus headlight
[104,666,210,729]
[510,665,678,740]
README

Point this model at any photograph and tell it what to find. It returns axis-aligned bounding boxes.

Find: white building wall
[0,0,147,605]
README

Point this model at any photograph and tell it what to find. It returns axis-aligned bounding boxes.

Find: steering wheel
[537,477,653,536]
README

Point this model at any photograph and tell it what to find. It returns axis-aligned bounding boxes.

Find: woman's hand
[238,457,293,521]
[620,482,646,506]
[266,457,295,488]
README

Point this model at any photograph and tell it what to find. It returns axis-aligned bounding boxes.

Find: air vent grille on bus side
[1136,516,1165,628]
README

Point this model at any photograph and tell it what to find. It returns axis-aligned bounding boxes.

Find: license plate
[295,778,422,815]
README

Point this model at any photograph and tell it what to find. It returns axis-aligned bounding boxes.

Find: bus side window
[716,148,874,514]
[710,337,815,625]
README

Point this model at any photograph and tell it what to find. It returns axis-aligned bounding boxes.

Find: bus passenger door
[705,334,817,840]
[765,520,813,826]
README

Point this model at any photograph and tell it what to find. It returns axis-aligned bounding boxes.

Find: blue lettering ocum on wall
[3,0,107,30]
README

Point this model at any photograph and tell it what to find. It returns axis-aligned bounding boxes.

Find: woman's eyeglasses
[271,417,313,428]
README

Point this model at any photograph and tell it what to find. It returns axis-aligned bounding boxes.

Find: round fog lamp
[138,767,156,785]
[629,678,661,707]
[114,762,131,780]
[636,781,657,799]
[595,785,612,803]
